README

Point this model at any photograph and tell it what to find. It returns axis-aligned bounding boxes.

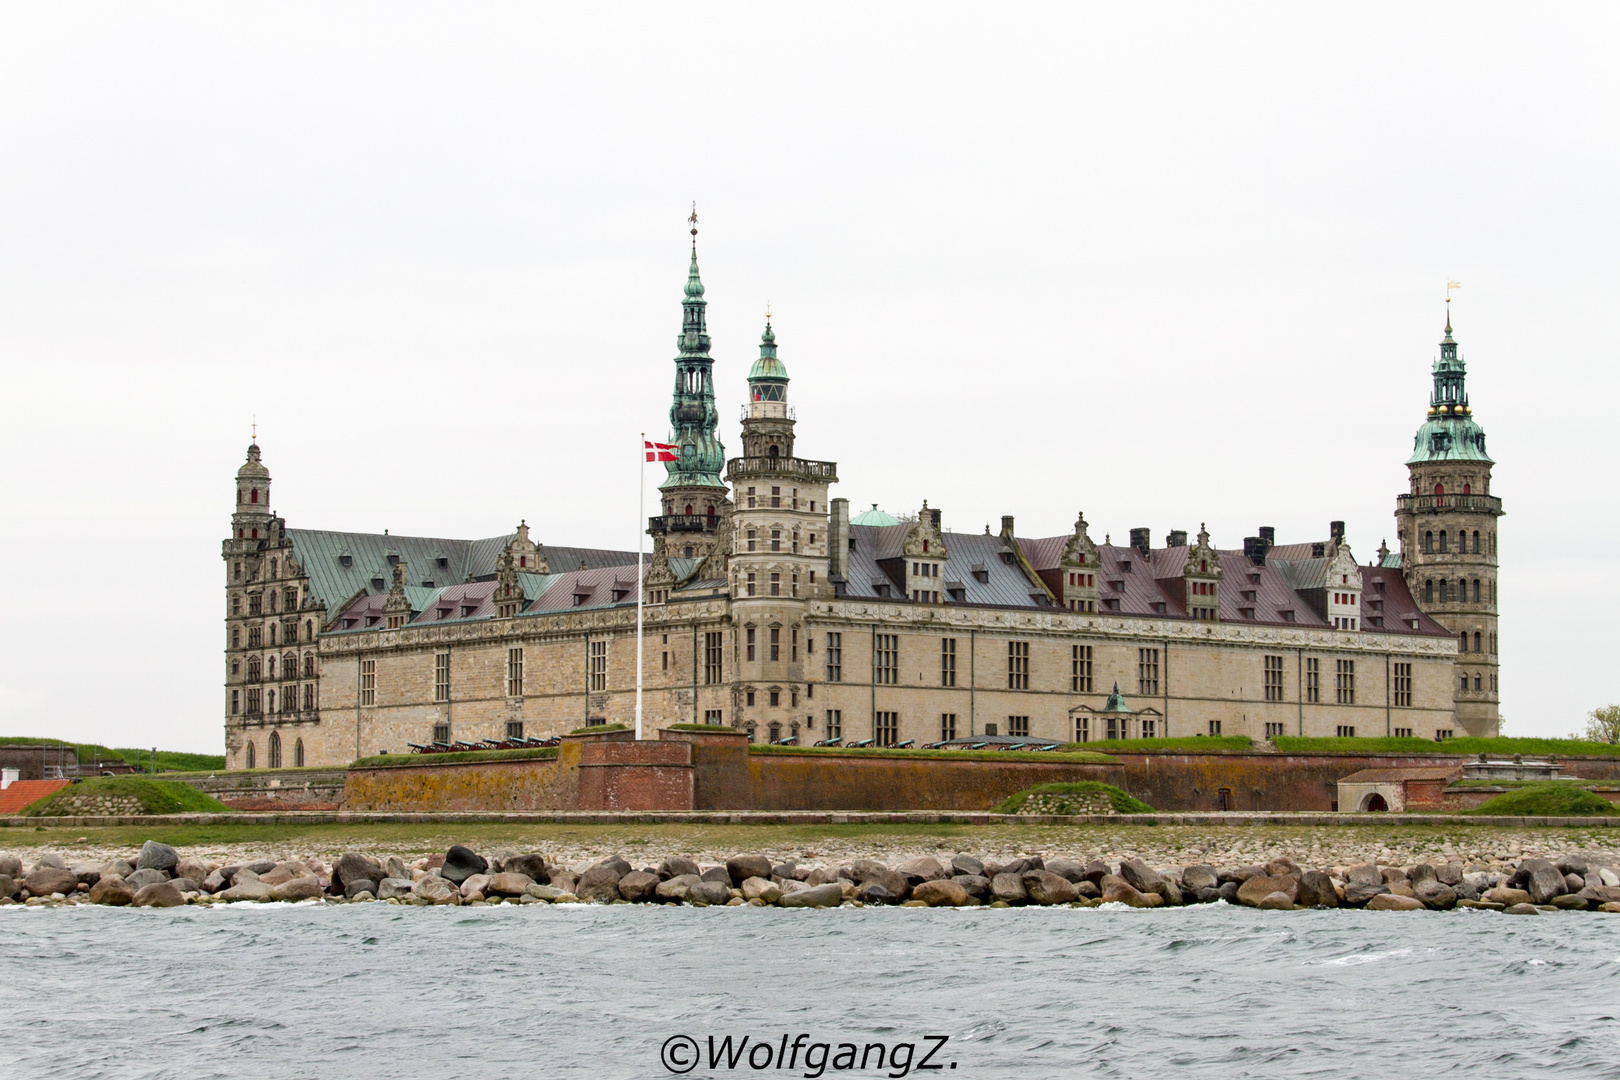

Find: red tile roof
[0,779,70,814]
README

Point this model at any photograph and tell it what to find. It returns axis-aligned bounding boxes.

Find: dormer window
[1281,609,1296,622]
[387,554,399,567]
[371,578,385,591]
[1121,560,1133,573]
[1109,580,1124,591]
[1239,607,1255,619]
[436,557,448,569]
[1248,573,1260,585]
[339,554,353,568]
[972,569,988,584]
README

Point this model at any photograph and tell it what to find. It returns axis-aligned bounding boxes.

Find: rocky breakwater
[4,843,1620,915]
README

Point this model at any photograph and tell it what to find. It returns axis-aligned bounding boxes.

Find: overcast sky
[2,5,1615,751]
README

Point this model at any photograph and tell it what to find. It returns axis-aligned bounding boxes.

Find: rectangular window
[746,627,756,661]
[941,638,957,686]
[770,627,780,661]
[359,658,376,706]
[1008,640,1029,690]
[1305,658,1320,703]
[1071,644,1093,692]
[1138,648,1160,696]
[940,713,957,741]
[1141,718,1156,738]
[303,683,314,711]
[230,689,239,715]
[825,633,842,682]
[433,721,450,744]
[1435,728,1453,741]
[791,627,799,661]
[1007,715,1029,737]
[1393,662,1412,707]
[705,632,723,684]
[1074,715,1088,742]
[434,651,451,703]
[746,572,756,596]
[1208,719,1222,736]
[1105,716,1118,740]
[1264,721,1284,738]
[826,710,842,740]
[1394,727,1413,738]
[771,529,780,552]
[1263,655,1284,702]
[507,647,525,697]
[770,572,781,596]
[1336,724,1356,738]
[588,640,606,692]
[249,594,263,615]
[506,720,524,740]
[874,634,898,685]
[875,711,899,747]
[705,708,724,725]
[1335,659,1355,704]
[746,486,756,509]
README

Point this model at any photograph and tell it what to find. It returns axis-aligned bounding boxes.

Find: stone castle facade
[221,240,1499,769]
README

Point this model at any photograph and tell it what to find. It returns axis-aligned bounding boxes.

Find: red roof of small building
[0,779,71,814]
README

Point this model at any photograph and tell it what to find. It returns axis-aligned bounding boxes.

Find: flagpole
[635,431,645,741]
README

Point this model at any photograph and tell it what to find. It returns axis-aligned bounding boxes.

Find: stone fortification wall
[740,751,1124,812]
[175,769,348,810]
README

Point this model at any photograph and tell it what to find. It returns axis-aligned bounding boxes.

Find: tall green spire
[747,316,789,398]
[1408,311,1492,464]
[662,206,726,490]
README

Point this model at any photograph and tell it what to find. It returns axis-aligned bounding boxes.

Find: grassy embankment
[19,776,232,816]
[0,736,225,772]
[1463,783,1620,816]
[992,782,1153,815]
[1272,736,1620,757]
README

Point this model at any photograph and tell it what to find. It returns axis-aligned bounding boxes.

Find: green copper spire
[662,206,727,490]
[747,315,789,391]
[1408,311,1492,464]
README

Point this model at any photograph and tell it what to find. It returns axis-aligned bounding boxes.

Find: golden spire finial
[1446,280,1461,303]
[251,414,257,442]
[765,299,772,324]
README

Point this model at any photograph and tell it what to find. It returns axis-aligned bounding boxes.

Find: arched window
[1463,483,1472,495]
[284,652,297,680]
[294,738,305,767]
[238,490,243,505]
[1433,483,1445,496]
[768,445,780,458]
[270,558,277,577]
[250,488,259,503]
[251,528,258,539]
[1472,579,1480,603]
[245,741,256,768]
[1473,631,1481,652]
[1424,580,1433,603]
[269,731,282,769]
[1424,531,1434,553]
[1459,631,1468,651]
[685,504,694,516]
[706,505,716,518]
[1439,531,1448,553]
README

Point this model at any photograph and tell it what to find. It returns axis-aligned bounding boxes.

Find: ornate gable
[507,520,547,574]
[1060,511,1100,569]
[902,501,948,560]
[1181,524,1222,582]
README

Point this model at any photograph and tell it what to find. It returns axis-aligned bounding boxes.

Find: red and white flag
[645,440,678,462]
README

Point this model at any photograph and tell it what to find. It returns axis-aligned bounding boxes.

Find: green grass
[749,745,1118,764]
[992,781,1153,815]
[1463,782,1620,817]
[353,747,559,768]
[20,776,233,816]
[0,737,224,772]
[1272,736,1620,757]
[1448,778,1595,790]
[664,724,742,733]
[570,723,629,735]
[1058,736,1254,753]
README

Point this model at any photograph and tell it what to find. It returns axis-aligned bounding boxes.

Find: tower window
[1424,531,1433,553]
[251,488,259,503]
[1439,531,1448,553]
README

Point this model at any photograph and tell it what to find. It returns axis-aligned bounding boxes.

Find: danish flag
[645,440,679,462]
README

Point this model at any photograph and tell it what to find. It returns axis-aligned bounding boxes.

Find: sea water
[4,901,1619,1079]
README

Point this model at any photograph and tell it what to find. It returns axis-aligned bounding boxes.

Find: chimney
[1258,526,1275,545]
[1243,537,1267,566]
[1167,529,1188,548]
[1330,520,1346,545]
[1130,527,1151,555]
[828,498,850,581]
[928,507,942,531]
[1000,515,1015,537]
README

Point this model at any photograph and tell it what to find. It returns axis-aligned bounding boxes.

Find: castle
[220,235,1501,769]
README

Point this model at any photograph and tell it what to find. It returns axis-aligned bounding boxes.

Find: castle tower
[1394,311,1503,736]
[650,213,731,562]
[725,316,838,742]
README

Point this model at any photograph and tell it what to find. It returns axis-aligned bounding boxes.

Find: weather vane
[689,202,698,239]
[251,414,257,441]
[1446,280,1461,303]
[765,300,772,323]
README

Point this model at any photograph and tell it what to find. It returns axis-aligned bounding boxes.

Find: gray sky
[2,5,1615,751]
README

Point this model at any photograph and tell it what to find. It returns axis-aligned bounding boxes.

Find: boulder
[233,868,262,885]
[335,852,386,891]
[343,878,378,899]
[1556,855,1592,877]
[1502,902,1540,915]
[686,881,734,906]
[857,883,899,905]
[200,870,228,894]
[777,879,809,894]
[1564,873,1586,894]
[726,854,773,885]
[25,866,80,898]
[779,882,844,908]
[1380,867,1409,885]
[258,868,296,887]
[0,854,20,878]
[88,876,135,906]
[526,884,567,901]
[999,856,1044,876]
[1264,857,1301,878]
[1236,875,1299,908]
[1083,860,1111,885]
[123,867,170,892]
[132,881,186,907]
[1118,859,1165,895]
[655,874,701,902]
[1551,894,1590,910]
[1194,887,1223,904]
[32,852,69,870]
[739,876,782,903]
[500,854,547,882]
[1345,863,1383,887]
[102,859,135,880]
[1042,858,1086,883]
[576,865,626,903]
[1181,865,1219,892]
[912,879,972,907]
[0,874,14,900]
[953,874,990,899]
[1406,863,1437,885]
[1485,885,1533,907]
[219,879,274,902]
[1520,859,1567,904]
[1366,893,1425,911]
[273,878,325,902]
[136,841,179,873]
[69,862,102,887]
[990,873,1028,904]
[1225,864,1266,884]
[895,857,947,884]
[588,854,633,878]
[1386,880,1416,898]
[1075,880,1101,900]
[699,866,732,885]
[1341,882,1390,907]
[617,871,660,902]
[804,867,843,886]
[1100,875,1162,908]
[173,859,210,884]
[548,870,579,896]
[1600,902,1620,914]
[411,876,459,904]
[172,878,202,895]
[1297,871,1340,908]
[440,846,488,885]
[1217,882,1240,903]
[1256,891,1294,910]
[243,860,276,875]
[950,854,985,878]
[486,873,536,897]
[458,873,492,899]
[1436,862,1465,886]
[1600,868,1620,888]
[1023,871,1079,906]
[659,856,701,880]
[859,868,910,900]
[1414,881,1457,910]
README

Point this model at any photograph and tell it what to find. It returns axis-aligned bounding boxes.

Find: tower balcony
[1395,493,1504,516]
[648,514,721,535]
[726,456,838,485]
